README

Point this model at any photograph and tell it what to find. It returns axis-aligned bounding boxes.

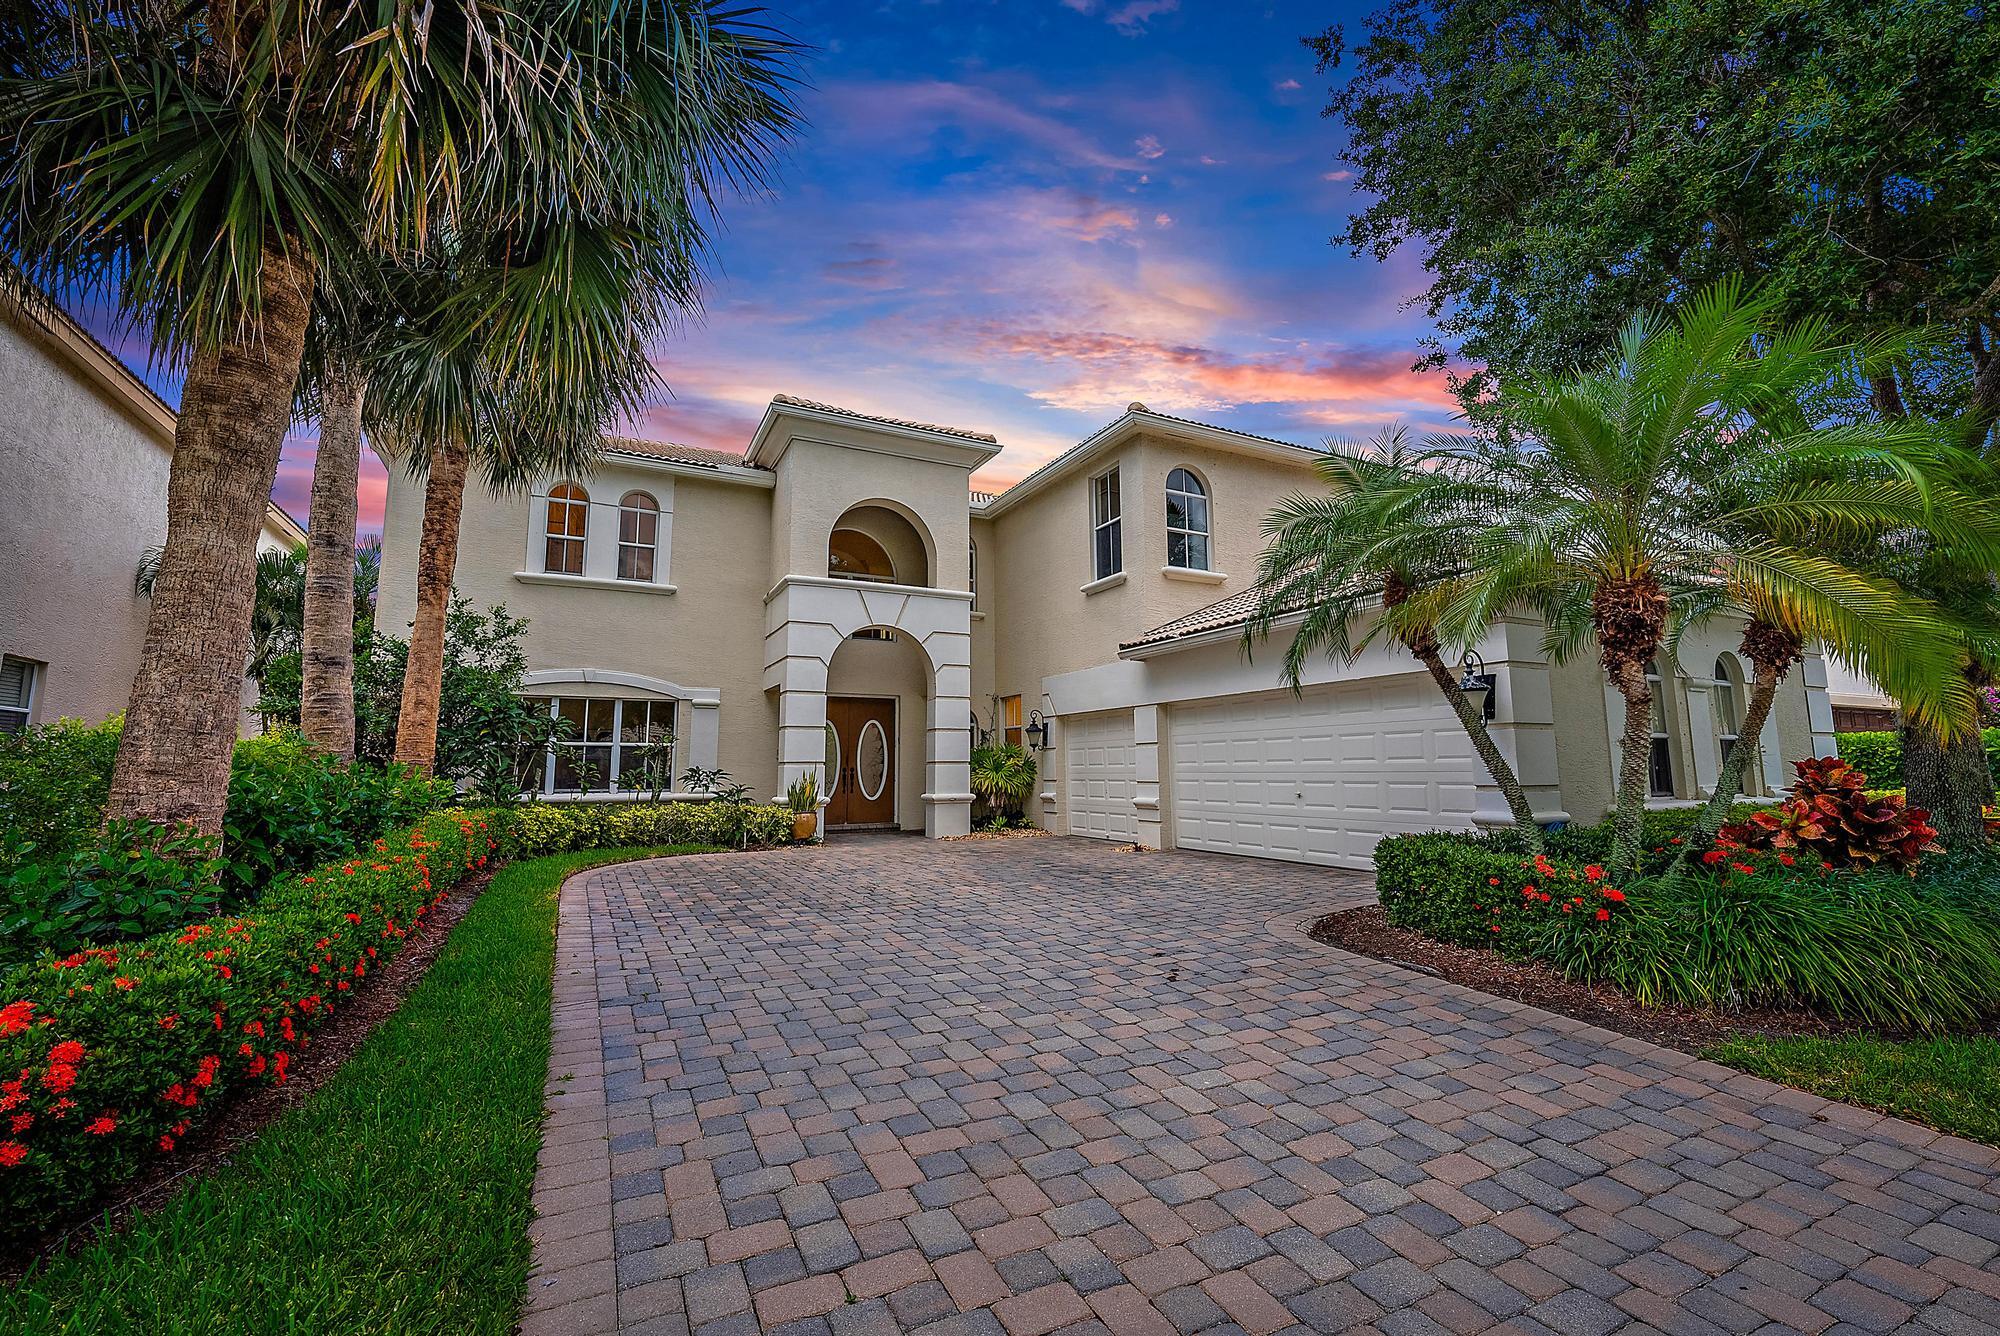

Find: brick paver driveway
[523,835,2000,1336]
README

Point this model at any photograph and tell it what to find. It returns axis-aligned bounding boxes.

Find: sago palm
[1414,281,2000,873]
[1246,426,1547,852]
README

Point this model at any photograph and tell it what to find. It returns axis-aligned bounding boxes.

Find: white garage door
[1169,677,1478,867]
[1064,710,1137,841]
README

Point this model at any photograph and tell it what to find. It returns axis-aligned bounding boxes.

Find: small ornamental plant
[1466,852,1630,955]
[1719,757,1936,872]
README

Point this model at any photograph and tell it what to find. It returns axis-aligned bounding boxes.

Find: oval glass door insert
[857,718,889,801]
[824,722,841,796]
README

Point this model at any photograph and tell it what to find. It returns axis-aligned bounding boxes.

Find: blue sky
[82,0,1456,531]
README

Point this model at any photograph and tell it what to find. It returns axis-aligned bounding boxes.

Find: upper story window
[968,540,979,608]
[545,483,589,575]
[1165,467,1210,570]
[1647,659,1675,796]
[618,491,659,582]
[829,528,896,583]
[1091,467,1122,581]
[0,657,38,734]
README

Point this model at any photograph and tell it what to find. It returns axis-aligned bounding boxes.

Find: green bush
[1,823,226,963]
[1535,857,2000,1032]
[0,808,509,1240]
[0,717,124,872]
[221,733,455,901]
[1833,728,2000,791]
[0,795,796,1242]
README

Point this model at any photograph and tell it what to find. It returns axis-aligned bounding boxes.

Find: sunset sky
[78,0,1456,534]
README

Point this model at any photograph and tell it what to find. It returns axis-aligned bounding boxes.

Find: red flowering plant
[1466,851,1633,957]
[0,807,515,1243]
[1718,757,1936,872]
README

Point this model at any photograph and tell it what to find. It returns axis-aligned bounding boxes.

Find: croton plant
[1720,757,1936,871]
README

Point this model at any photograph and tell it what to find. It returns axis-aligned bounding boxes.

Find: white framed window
[522,695,676,796]
[1091,467,1122,580]
[0,657,38,734]
[1647,660,1674,796]
[544,483,589,575]
[618,491,659,582]
[968,540,978,608]
[1165,467,1210,570]
[1713,655,1743,767]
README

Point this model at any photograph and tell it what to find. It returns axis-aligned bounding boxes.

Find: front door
[826,697,895,827]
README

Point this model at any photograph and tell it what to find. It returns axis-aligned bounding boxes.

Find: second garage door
[1169,676,1478,867]
[1064,709,1137,841]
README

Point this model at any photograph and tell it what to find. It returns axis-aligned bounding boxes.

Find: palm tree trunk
[1609,660,1656,875]
[393,440,470,774]
[1687,659,1783,848]
[105,245,315,837]
[299,366,364,759]
[1902,716,1992,850]
[1413,648,1545,853]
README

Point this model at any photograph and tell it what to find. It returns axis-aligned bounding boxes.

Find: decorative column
[774,665,829,804]
[1035,713,1061,832]
[1799,650,1839,763]
[685,698,722,773]
[1684,679,1722,798]
[923,657,974,838]
[1471,616,1568,827]
[1132,704,1166,849]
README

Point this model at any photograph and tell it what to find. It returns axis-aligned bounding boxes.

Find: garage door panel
[1169,677,1477,869]
[1064,710,1137,841]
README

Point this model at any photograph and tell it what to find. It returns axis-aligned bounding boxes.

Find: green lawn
[0,845,713,1336]
[1706,1033,2000,1147]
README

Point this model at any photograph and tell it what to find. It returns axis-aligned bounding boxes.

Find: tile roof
[1121,588,1272,651]
[969,490,1000,505]
[601,436,765,471]
[771,393,998,444]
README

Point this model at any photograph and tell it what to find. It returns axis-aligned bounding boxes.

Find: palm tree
[298,360,366,760]
[1246,427,1547,853]
[138,542,306,703]
[0,1,799,833]
[1415,282,1997,873]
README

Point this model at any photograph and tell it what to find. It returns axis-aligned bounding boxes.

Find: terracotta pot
[792,811,817,842]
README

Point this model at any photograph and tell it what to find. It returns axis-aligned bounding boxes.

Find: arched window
[544,483,589,575]
[1646,659,1674,796]
[618,491,659,582]
[968,540,978,608]
[1165,467,1210,570]
[828,528,896,583]
[1714,655,1743,767]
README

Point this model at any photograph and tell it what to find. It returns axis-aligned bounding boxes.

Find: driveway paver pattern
[523,835,2000,1336]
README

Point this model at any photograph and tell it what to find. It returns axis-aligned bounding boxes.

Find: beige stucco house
[375,394,1837,866]
[0,284,305,736]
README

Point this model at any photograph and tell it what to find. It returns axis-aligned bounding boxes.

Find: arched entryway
[822,630,930,829]
[827,502,933,588]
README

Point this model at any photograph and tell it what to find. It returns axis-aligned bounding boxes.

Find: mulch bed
[1310,905,1851,1055]
[942,828,1053,842]
[4,867,495,1278]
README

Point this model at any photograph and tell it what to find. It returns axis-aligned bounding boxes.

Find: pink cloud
[272,435,391,538]
[1106,0,1179,35]
[1134,134,1164,160]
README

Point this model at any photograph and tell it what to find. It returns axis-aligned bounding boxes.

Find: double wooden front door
[826,697,894,827]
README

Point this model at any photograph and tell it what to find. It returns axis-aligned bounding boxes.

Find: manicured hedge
[1834,728,2000,790]
[0,798,793,1244]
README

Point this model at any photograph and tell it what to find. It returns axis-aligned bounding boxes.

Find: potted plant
[787,771,820,842]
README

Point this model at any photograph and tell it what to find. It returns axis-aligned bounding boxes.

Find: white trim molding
[1079,572,1127,596]
[1160,566,1228,585]
[513,571,677,596]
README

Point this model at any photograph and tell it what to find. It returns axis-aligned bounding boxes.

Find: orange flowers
[0,1142,26,1168]
[0,1000,33,1035]
[83,1114,117,1136]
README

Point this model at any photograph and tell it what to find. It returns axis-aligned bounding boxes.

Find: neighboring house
[375,394,1838,866]
[0,283,305,736]
[1822,662,1898,733]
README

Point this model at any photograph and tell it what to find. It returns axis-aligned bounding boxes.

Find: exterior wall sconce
[1024,709,1050,752]
[1458,651,1498,722]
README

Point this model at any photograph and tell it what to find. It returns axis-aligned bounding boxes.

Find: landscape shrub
[1832,728,2000,791]
[0,808,509,1241]
[1,823,226,966]
[1535,852,2000,1032]
[0,796,794,1240]
[220,733,455,900]
[1719,757,1934,870]
[0,717,124,871]
[507,799,792,857]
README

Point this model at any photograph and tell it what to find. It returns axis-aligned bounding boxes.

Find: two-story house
[374,395,1838,866]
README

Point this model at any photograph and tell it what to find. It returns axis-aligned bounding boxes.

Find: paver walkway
[523,835,2000,1336]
